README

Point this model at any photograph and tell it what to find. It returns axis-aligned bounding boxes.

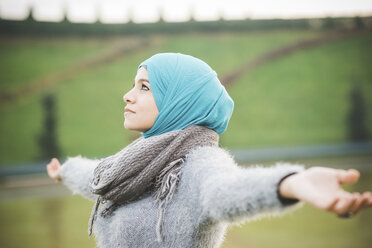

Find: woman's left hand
[279,167,372,216]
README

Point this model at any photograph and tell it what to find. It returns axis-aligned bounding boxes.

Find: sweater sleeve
[60,155,100,201]
[192,147,305,223]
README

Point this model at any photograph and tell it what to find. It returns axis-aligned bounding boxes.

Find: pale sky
[0,0,371,23]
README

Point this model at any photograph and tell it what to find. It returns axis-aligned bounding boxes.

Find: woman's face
[123,67,159,132]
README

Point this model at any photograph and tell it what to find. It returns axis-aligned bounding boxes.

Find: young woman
[47,53,372,248]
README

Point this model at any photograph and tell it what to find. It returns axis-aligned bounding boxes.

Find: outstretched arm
[200,162,305,223]
[279,167,372,217]
[196,147,372,223]
[46,156,100,201]
[196,147,305,223]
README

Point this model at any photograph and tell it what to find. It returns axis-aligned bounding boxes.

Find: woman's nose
[123,89,135,103]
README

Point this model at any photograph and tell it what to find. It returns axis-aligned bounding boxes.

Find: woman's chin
[124,123,142,132]
[123,122,131,130]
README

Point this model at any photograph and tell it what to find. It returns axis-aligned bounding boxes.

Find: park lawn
[0,29,320,165]
[0,30,318,91]
[0,37,115,91]
[154,29,319,76]
[0,195,96,248]
[222,31,372,148]
[221,204,371,248]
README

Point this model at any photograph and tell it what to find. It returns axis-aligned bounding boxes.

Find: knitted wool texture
[88,125,219,240]
[61,148,305,248]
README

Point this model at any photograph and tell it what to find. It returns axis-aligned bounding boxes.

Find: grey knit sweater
[60,146,304,248]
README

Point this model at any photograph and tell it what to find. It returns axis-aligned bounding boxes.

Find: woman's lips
[124,107,135,117]
[124,107,135,113]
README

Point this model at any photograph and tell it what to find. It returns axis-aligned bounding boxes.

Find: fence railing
[0,142,371,178]
[230,141,372,163]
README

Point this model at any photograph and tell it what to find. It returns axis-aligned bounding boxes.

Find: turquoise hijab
[139,53,234,138]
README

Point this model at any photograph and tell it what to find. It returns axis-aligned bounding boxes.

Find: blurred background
[0,0,372,247]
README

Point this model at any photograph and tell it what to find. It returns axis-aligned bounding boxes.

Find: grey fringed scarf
[88,125,219,242]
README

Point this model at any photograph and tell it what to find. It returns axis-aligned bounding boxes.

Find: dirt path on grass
[0,36,151,104]
[220,28,368,87]
[0,28,367,104]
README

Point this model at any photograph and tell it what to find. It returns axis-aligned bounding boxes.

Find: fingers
[332,193,356,214]
[46,158,62,181]
[323,197,339,212]
[51,158,59,165]
[336,169,360,185]
[331,191,372,217]
[46,162,55,171]
[359,192,372,210]
[47,158,60,169]
[349,193,363,213]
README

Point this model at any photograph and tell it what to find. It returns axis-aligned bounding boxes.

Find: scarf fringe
[154,157,184,243]
[88,158,185,242]
[88,196,101,236]
[88,200,119,236]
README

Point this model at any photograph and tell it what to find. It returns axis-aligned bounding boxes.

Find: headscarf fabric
[139,53,234,138]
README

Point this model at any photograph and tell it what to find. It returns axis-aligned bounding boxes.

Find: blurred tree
[37,92,61,160]
[25,5,35,23]
[354,16,365,29]
[61,3,69,23]
[347,81,369,141]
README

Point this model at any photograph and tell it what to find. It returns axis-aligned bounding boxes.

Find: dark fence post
[347,81,369,142]
[37,92,61,160]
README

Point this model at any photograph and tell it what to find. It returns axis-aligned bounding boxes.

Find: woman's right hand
[46,158,62,182]
[279,167,372,216]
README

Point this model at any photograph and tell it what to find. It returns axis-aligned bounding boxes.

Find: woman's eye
[141,84,149,91]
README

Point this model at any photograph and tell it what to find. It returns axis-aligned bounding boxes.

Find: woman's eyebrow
[138,78,150,83]
[134,78,150,83]
[134,78,150,84]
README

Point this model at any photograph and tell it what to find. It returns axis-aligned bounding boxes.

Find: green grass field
[0,30,372,165]
[223,31,372,148]
[0,37,111,91]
